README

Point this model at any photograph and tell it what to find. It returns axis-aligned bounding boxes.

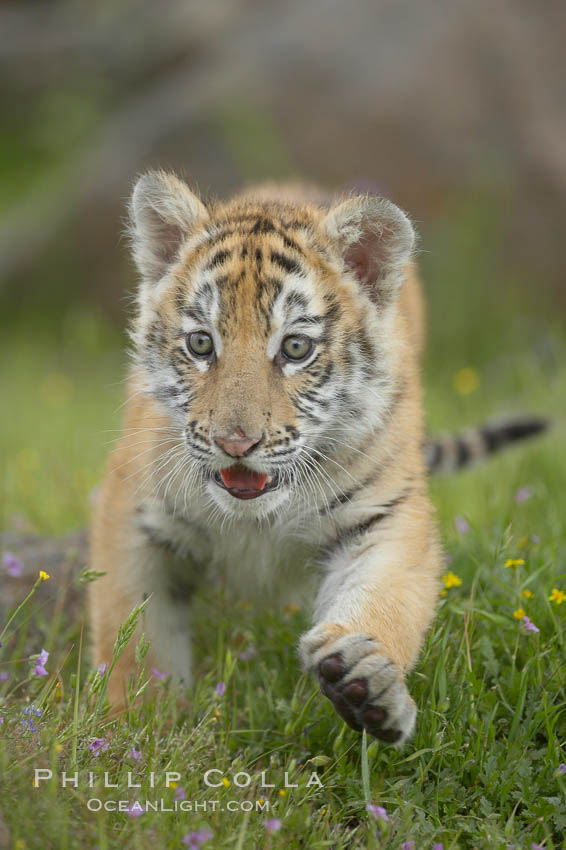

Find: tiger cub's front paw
[299,625,416,745]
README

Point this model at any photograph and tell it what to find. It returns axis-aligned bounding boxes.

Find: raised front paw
[299,626,416,745]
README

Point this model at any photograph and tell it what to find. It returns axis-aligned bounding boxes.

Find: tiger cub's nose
[214,428,263,457]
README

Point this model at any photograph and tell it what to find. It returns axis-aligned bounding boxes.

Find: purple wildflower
[433,844,444,850]
[174,785,187,801]
[0,672,9,682]
[522,615,540,634]
[20,705,42,732]
[367,804,388,821]
[89,737,109,756]
[3,552,23,578]
[0,717,4,725]
[239,646,258,661]
[264,819,282,832]
[454,515,471,535]
[401,843,416,850]
[215,681,226,697]
[151,668,167,681]
[182,829,213,847]
[558,763,566,774]
[515,486,533,503]
[22,705,42,716]
[531,844,544,850]
[125,800,145,818]
[97,663,107,676]
[129,746,142,761]
[33,648,49,678]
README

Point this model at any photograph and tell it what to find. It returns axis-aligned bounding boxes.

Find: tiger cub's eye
[187,331,214,357]
[281,335,313,362]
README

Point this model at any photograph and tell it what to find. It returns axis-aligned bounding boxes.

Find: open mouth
[214,464,280,500]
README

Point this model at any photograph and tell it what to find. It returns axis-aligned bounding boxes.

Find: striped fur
[426,415,549,474]
[89,173,543,745]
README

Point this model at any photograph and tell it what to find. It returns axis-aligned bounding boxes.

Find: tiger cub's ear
[129,171,209,285]
[322,196,415,304]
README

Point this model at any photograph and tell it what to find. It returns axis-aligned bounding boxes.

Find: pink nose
[214,430,262,457]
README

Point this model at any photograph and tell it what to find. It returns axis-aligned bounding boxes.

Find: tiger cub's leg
[89,514,194,711]
[299,492,441,745]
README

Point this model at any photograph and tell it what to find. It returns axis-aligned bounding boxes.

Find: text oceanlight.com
[86,798,271,813]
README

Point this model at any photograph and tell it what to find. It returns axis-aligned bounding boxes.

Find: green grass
[0,308,126,533]
[1,203,565,848]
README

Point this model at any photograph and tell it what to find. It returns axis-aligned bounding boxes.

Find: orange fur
[89,175,441,742]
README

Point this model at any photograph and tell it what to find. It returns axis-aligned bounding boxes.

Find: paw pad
[342,678,367,705]
[318,651,404,743]
[318,653,345,682]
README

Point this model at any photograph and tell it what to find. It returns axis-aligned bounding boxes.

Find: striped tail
[425,415,549,475]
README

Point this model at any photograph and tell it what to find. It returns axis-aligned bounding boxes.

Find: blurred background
[1,0,565,535]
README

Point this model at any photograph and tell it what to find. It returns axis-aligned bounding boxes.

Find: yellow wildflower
[453,368,479,395]
[39,570,50,581]
[55,744,63,754]
[513,608,526,620]
[520,589,534,599]
[169,781,178,789]
[505,559,525,569]
[278,789,286,797]
[222,777,230,787]
[442,571,462,589]
[549,588,565,605]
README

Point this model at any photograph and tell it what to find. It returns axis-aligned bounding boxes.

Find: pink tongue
[220,464,268,491]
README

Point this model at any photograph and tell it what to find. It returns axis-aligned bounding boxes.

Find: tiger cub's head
[129,172,415,518]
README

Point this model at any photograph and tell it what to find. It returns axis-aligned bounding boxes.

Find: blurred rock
[0,530,87,620]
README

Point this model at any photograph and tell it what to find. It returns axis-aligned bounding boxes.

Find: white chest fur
[136,497,320,606]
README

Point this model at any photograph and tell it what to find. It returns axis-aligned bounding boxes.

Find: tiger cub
[89,172,442,744]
